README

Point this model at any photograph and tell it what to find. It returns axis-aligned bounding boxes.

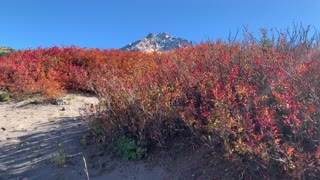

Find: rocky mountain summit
[121,32,192,52]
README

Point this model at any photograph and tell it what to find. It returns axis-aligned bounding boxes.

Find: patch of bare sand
[0,94,172,180]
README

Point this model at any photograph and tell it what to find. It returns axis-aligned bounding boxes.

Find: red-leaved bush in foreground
[0,27,319,179]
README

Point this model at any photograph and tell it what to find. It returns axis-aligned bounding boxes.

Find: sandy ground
[0,93,235,180]
[0,93,177,180]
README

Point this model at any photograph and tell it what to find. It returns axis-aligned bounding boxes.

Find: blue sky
[1,0,319,50]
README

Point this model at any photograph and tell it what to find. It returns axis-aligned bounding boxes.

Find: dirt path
[0,94,175,180]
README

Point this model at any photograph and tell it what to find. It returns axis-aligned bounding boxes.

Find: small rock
[55,99,67,105]
[61,107,66,111]
[0,127,6,131]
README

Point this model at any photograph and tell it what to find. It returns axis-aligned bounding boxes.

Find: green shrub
[52,150,66,168]
[0,92,10,102]
[114,136,146,160]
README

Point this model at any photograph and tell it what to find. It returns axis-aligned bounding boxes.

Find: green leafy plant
[52,150,66,168]
[0,92,11,102]
[114,136,146,160]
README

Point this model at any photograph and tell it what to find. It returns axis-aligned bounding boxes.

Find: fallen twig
[83,157,90,180]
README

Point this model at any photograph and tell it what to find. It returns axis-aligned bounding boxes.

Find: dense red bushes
[0,32,319,178]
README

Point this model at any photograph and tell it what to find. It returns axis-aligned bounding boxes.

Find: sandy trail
[0,94,172,180]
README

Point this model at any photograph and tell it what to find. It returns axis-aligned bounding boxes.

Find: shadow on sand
[0,116,172,180]
[0,116,89,180]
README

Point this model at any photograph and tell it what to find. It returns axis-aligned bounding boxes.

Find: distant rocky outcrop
[121,32,192,52]
[0,47,15,56]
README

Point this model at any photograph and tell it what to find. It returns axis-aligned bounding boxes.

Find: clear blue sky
[1,0,319,50]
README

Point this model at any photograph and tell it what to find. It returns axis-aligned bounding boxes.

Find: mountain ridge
[121,32,192,52]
